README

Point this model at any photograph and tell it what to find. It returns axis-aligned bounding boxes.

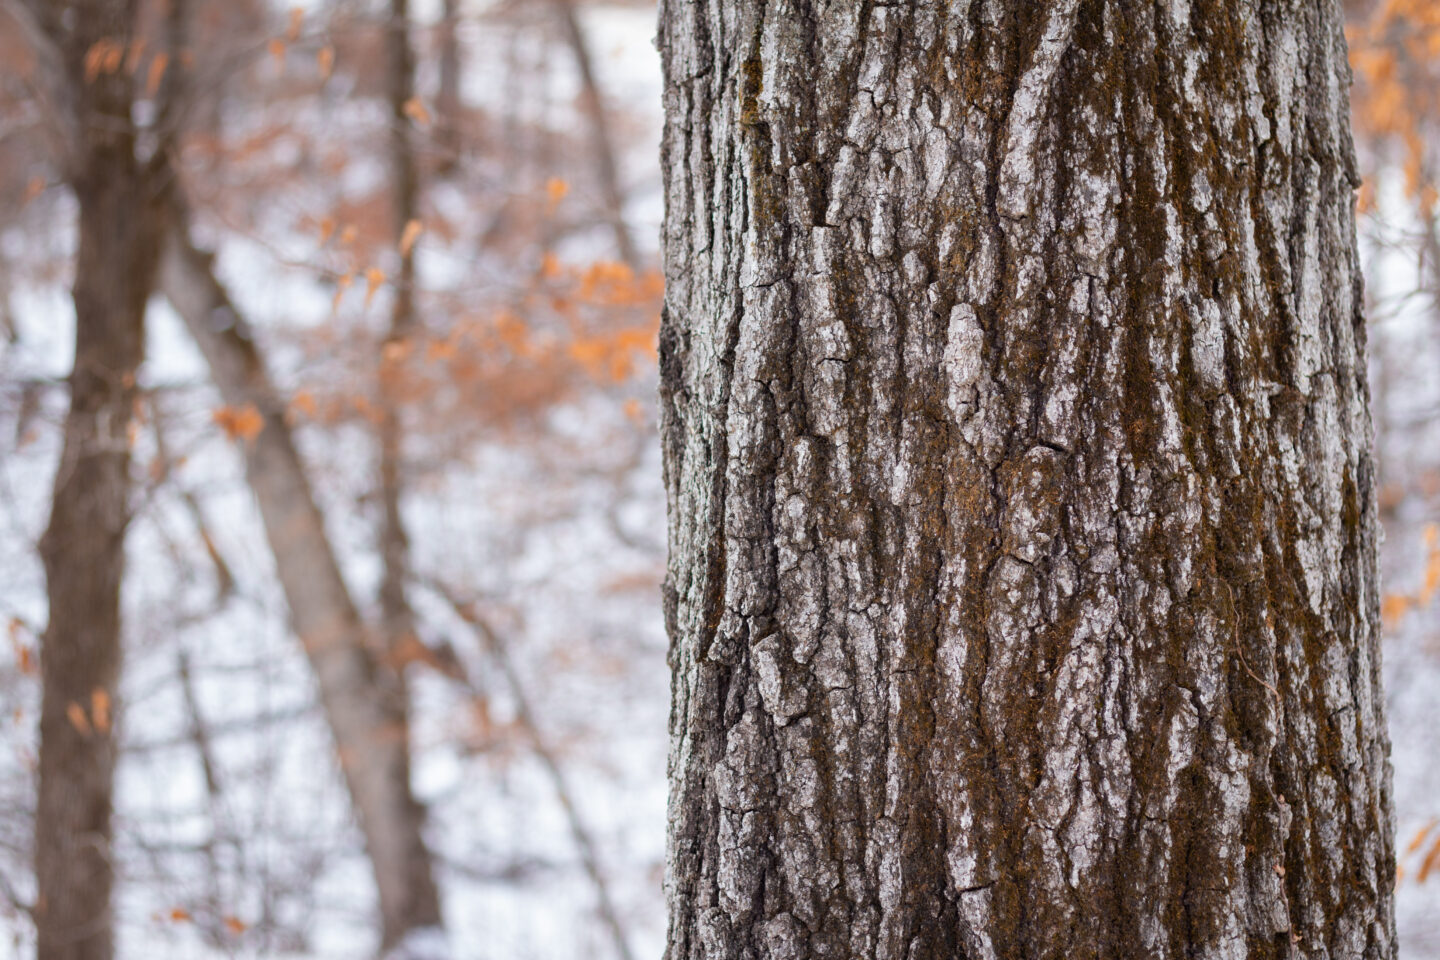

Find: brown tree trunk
[376,0,449,948]
[157,204,442,957]
[380,0,421,663]
[435,0,463,175]
[33,1,161,957]
[657,3,1395,960]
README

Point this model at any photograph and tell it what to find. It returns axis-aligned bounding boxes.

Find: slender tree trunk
[375,0,449,948]
[380,0,421,661]
[157,205,442,956]
[657,3,1395,960]
[33,2,160,956]
[553,0,640,268]
[435,0,463,175]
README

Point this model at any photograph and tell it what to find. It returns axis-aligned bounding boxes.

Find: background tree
[0,0,666,956]
[7,1,165,956]
[657,3,1395,958]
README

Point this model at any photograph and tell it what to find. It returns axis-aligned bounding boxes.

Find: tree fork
[657,2,1395,959]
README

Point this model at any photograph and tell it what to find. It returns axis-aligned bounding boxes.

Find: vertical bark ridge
[658,2,1394,959]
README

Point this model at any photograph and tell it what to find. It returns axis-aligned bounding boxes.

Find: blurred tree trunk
[376,0,449,948]
[552,0,638,267]
[380,0,420,662]
[158,204,443,957]
[658,4,1396,960]
[435,0,462,175]
[32,2,161,957]
[142,0,445,949]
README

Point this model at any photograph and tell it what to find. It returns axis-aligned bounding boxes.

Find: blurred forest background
[0,0,1438,957]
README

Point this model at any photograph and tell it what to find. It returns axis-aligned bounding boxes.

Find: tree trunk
[657,3,1395,960]
[435,0,463,175]
[157,205,443,956]
[34,2,161,956]
[375,1,450,948]
[380,0,421,664]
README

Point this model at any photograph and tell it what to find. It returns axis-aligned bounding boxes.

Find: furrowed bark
[158,206,442,956]
[34,2,161,956]
[658,3,1395,960]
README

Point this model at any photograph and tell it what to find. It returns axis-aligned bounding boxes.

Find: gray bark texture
[656,3,1396,960]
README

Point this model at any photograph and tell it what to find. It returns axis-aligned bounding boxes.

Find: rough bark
[158,205,442,956]
[657,3,1395,960]
[33,2,161,957]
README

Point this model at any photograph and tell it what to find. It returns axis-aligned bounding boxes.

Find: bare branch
[550,0,640,268]
[420,576,636,960]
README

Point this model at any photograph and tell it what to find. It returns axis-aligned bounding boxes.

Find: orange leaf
[289,389,318,420]
[169,907,191,923]
[22,176,46,206]
[403,97,431,126]
[286,7,304,42]
[90,688,111,734]
[146,53,169,97]
[1424,549,1440,606]
[425,337,457,362]
[223,915,248,935]
[317,45,335,80]
[364,267,386,309]
[318,217,337,247]
[1381,593,1412,626]
[1407,820,1439,856]
[333,271,355,312]
[495,313,531,355]
[382,338,411,365]
[9,619,35,676]
[84,39,120,82]
[546,177,570,203]
[268,37,286,68]
[66,702,92,736]
[212,404,265,443]
[1420,834,1440,884]
[399,219,424,257]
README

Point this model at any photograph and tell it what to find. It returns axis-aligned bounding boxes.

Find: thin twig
[549,0,640,268]
[1218,577,1281,705]
[420,577,636,960]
